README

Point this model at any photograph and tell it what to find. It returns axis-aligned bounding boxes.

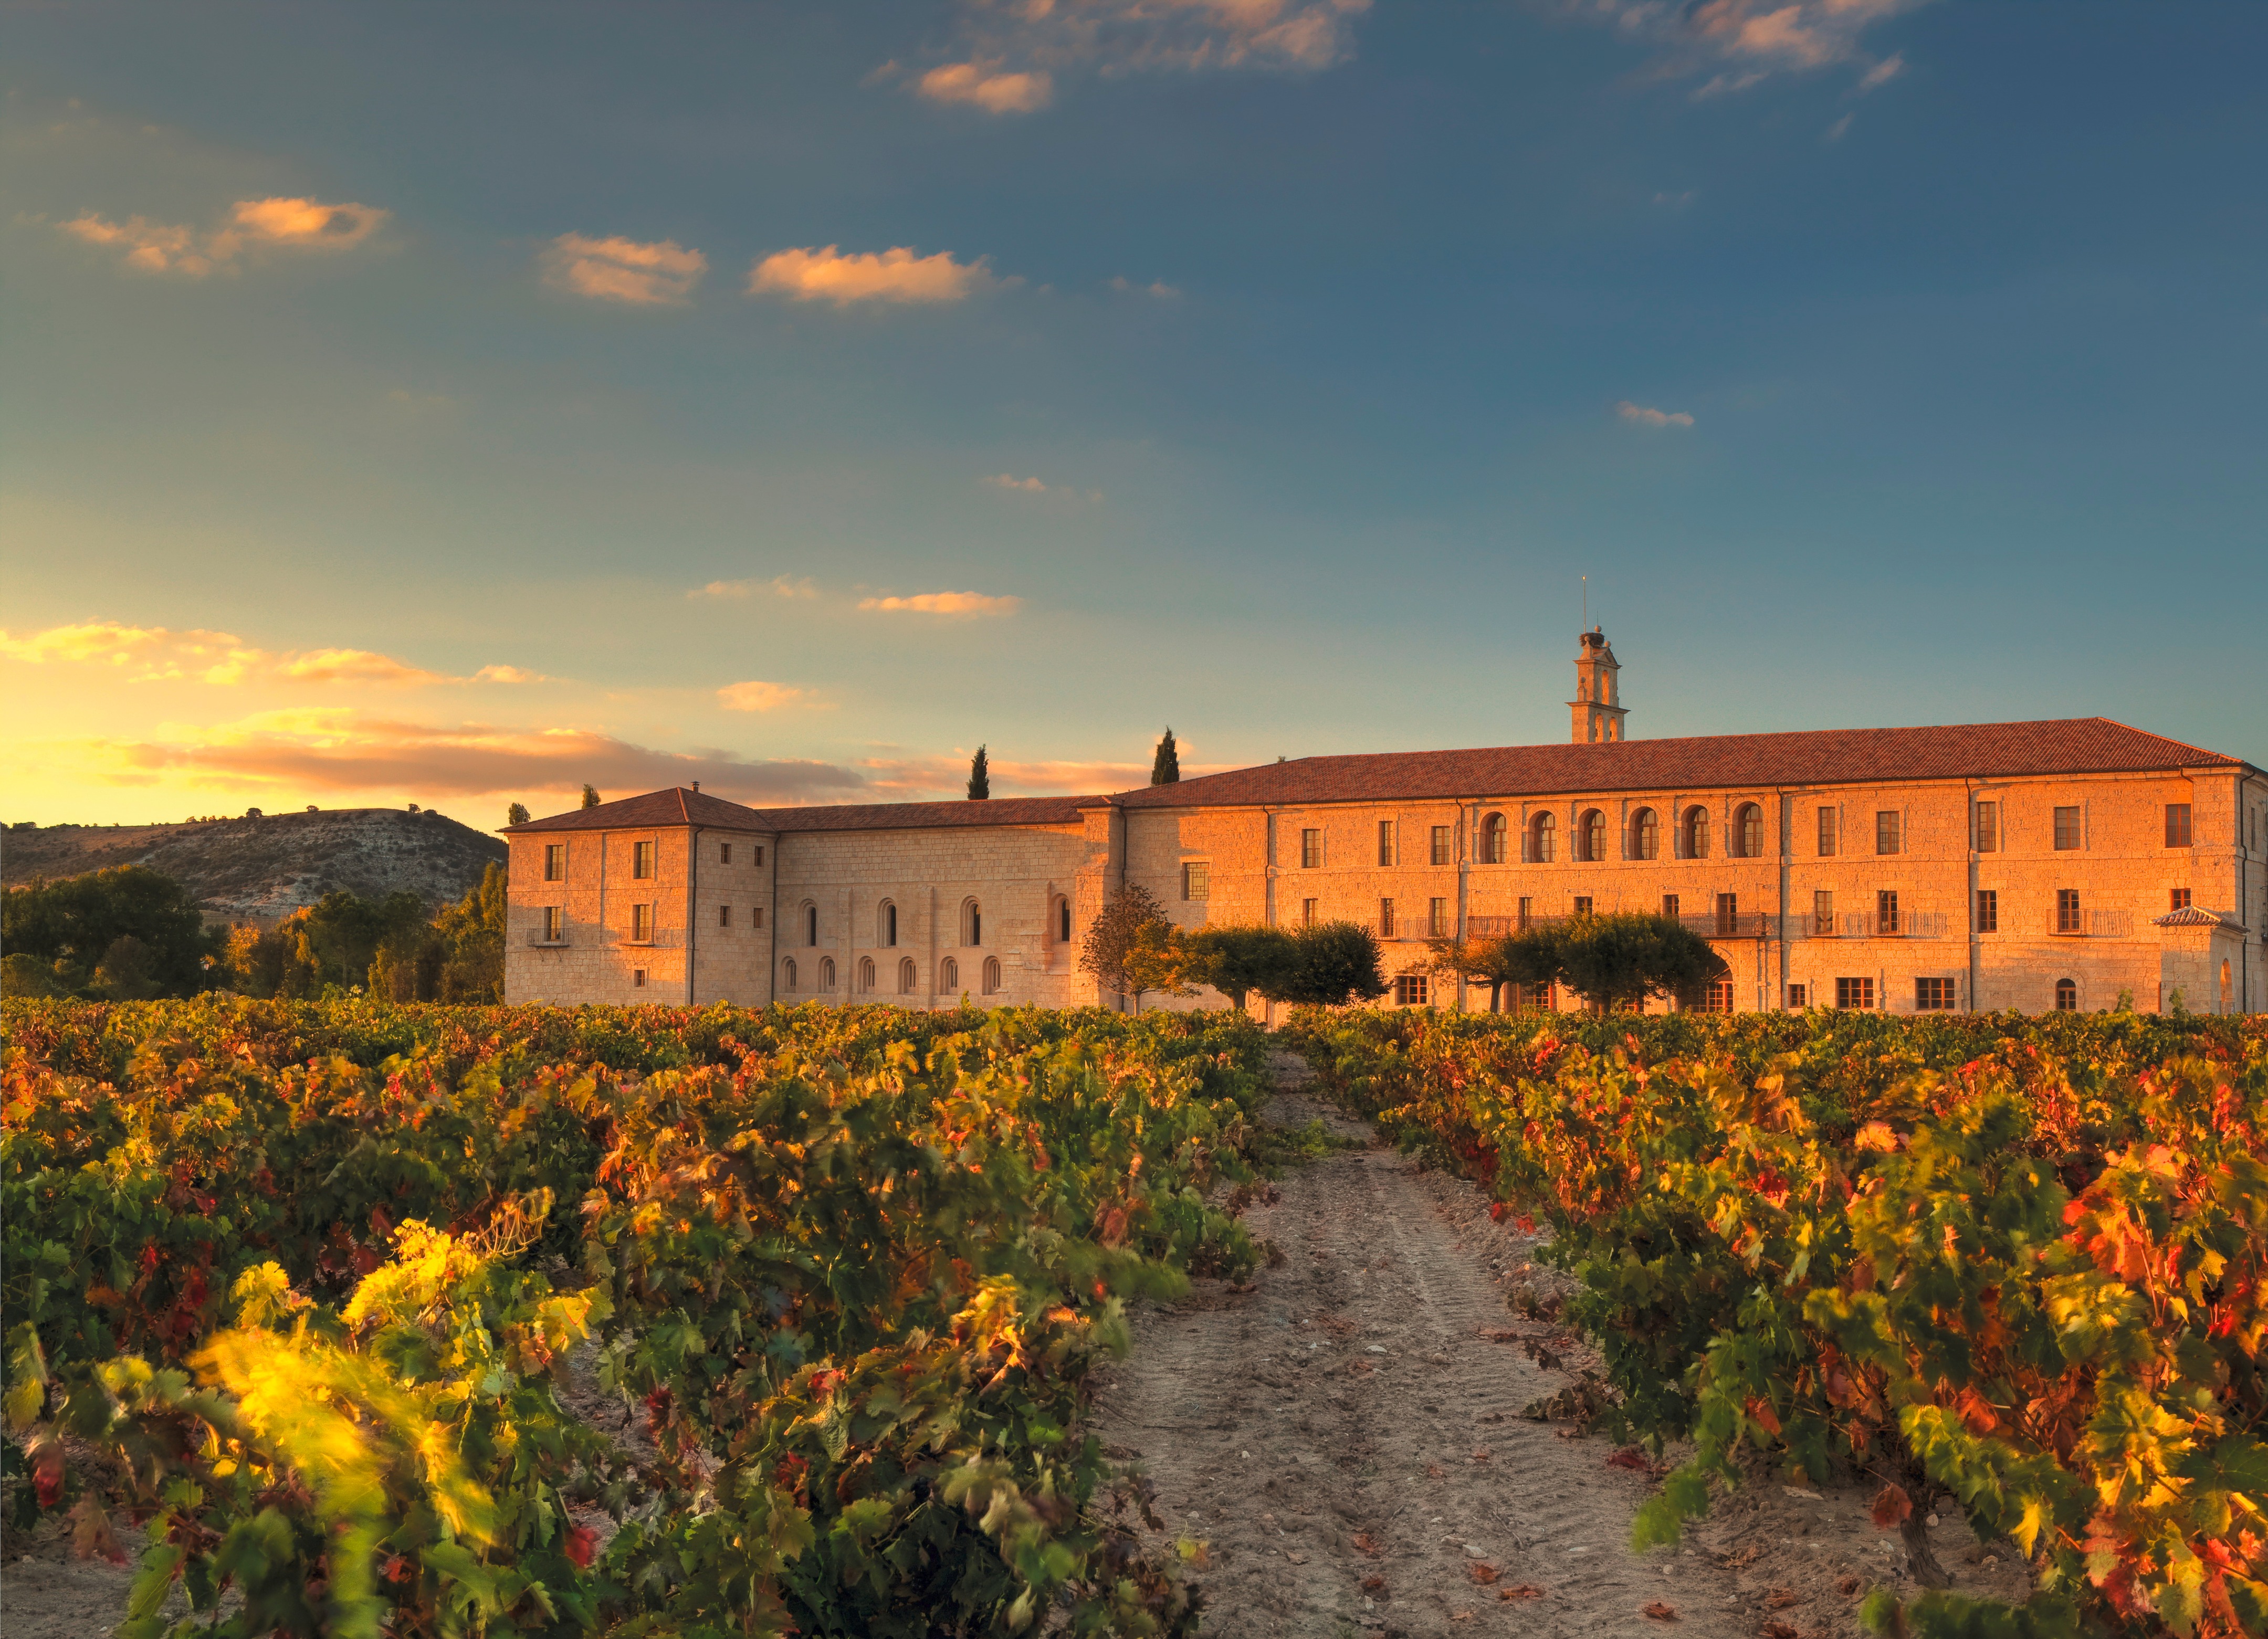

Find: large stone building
[505,633,2265,1017]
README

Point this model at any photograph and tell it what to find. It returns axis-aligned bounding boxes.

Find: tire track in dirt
[1090,1056,1741,1638]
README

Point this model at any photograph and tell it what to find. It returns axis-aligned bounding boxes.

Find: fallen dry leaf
[1723,1545,1762,1568]
[1480,1327,1519,1342]
[1352,1532,1382,1558]
[1766,1589,1803,1609]
[1361,1575,1387,1594]
[1760,1623,1801,1639]
[1606,1447,1652,1472]
[1838,1576,1863,1597]
[1467,1562,1500,1585]
[1643,1600,1679,1621]
[1470,1447,1493,1464]
[1499,1583,1545,1601]
[1427,1464,1446,1480]
[1285,1551,1308,1564]
[1450,1611,1474,1623]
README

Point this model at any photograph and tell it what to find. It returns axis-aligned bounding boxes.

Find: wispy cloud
[1824,112,1856,141]
[539,233,708,305]
[689,574,820,600]
[716,680,812,711]
[748,245,1005,306]
[984,474,1049,493]
[1855,51,1905,93]
[1566,0,1927,96]
[1108,275,1182,298]
[0,622,544,686]
[59,195,388,276]
[917,60,1055,113]
[1618,400,1694,428]
[856,591,1023,616]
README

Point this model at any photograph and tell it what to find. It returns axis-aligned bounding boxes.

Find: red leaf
[1871,1483,1913,1529]
[1467,1562,1500,1584]
[564,1524,597,1570]
[1642,1600,1678,1621]
[1498,1583,1545,1601]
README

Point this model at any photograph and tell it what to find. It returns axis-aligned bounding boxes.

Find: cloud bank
[748,245,1003,306]
[1566,0,1926,96]
[917,60,1055,113]
[60,195,388,276]
[540,233,708,305]
[716,680,811,711]
[856,591,1023,616]
[0,622,543,687]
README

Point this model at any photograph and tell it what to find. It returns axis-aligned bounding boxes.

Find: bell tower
[1569,627,1628,744]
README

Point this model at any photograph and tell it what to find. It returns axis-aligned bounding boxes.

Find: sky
[4,0,2264,829]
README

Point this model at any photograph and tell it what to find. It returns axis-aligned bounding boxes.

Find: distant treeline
[1,863,506,1003]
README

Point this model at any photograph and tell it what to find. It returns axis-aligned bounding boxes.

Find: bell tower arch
[1569,627,1628,743]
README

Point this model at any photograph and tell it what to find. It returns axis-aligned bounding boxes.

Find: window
[1579,809,1607,863]
[633,969,646,989]
[753,906,764,929]
[1434,824,1457,866]
[2165,803,2192,847]
[963,900,982,947]
[806,905,818,947]
[1877,890,1899,935]
[1785,983,1808,1009]
[1734,803,1763,859]
[982,957,1002,996]
[1715,892,1738,937]
[1661,893,1679,921]
[1057,898,1072,943]
[633,840,656,879]
[2056,888,2082,933]
[1527,812,1556,863]
[2170,887,2191,911]
[631,903,655,942]
[1299,828,1322,868]
[941,957,959,992]
[1703,979,1734,1013]
[1916,976,1956,1011]
[718,904,731,928]
[899,957,917,994]
[1379,897,1394,937]
[1875,812,1901,856]
[1631,807,1658,861]
[1835,976,1875,1010]
[820,957,836,992]
[543,843,565,882]
[719,842,732,865]
[1377,821,1398,867]
[1974,802,1998,854]
[1516,982,1553,1012]
[1975,889,1997,933]
[1302,898,1318,928]
[1817,808,1839,857]
[1394,973,1430,1006]
[1572,896,1592,917]
[783,958,797,990]
[2054,806,2082,850]
[2054,978,2077,1012]
[541,906,564,942]
[1813,890,1833,936]
[881,901,898,946]
[1429,897,1448,937]
[1518,896,1533,931]
[755,847,765,866]
[1682,806,1709,859]
[1183,861,1210,901]
[858,956,875,993]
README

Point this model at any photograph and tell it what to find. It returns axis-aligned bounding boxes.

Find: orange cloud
[689,575,819,600]
[540,233,708,305]
[856,591,1022,616]
[1581,0,1926,96]
[0,622,543,686]
[917,60,1054,113]
[748,245,1003,306]
[59,195,387,276]
[985,474,1049,493]
[1618,401,1694,428]
[228,196,387,249]
[717,680,812,711]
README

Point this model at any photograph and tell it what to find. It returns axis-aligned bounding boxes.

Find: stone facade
[506,640,2266,1017]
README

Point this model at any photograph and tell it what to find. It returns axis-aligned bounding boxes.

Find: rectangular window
[1301,828,1322,868]
[2056,888,2082,933]
[1378,820,1398,867]
[2170,887,2191,911]
[1915,976,1957,1011]
[1785,982,1808,1009]
[718,905,731,928]
[1517,896,1533,931]
[1430,825,1452,866]
[633,969,646,989]
[541,906,564,942]
[1817,807,1839,857]
[1661,892,1679,921]
[1301,898,1318,928]
[1703,979,1735,1014]
[1875,811,1901,856]
[1429,897,1449,938]
[1813,890,1834,936]
[543,843,565,882]
[1183,861,1210,901]
[1715,892,1738,936]
[631,903,655,942]
[1974,801,1998,853]
[753,906,764,929]
[720,842,732,865]
[1572,896,1592,917]
[2054,806,2082,850]
[1379,897,1394,938]
[755,846,764,866]
[1975,889,1997,933]
[1835,976,1875,1010]
[1393,973,1430,1006]
[633,839,656,879]
[1877,890,1900,935]
[2165,803,2192,847]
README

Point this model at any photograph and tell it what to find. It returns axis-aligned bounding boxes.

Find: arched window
[2054,978,2077,1012]
[963,899,982,947]
[1682,806,1710,860]
[858,955,875,993]
[1734,803,1763,859]
[899,956,917,994]
[879,900,897,947]
[982,957,1002,996]
[820,957,836,992]
[804,903,819,947]
[940,956,959,994]
[1481,812,1507,864]
[1527,811,1556,864]
[1630,807,1658,861]
[782,957,797,991]
[1578,809,1606,863]
[1055,896,1072,944]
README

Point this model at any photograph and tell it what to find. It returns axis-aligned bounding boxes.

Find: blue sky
[4,0,2263,825]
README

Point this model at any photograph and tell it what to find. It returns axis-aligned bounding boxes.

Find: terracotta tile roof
[1111,718,2246,810]
[505,789,1099,835]
[2151,906,2248,930]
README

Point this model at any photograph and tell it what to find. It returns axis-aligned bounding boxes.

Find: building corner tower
[1569,626,1628,743]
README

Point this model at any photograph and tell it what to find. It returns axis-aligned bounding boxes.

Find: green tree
[580,784,601,810]
[1553,911,1729,1014]
[1124,920,1202,1014]
[966,745,990,801]
[1183,924,1296,1011]
[1263,921,1389,1007]
[1429,925,1564,1013]
[301,890,430,993]
[0,952,67,997]
[1078,883,1169,1010]
[0,865,217,996]
[507,802,531,826]
[429,860,508,1002]
[1150,727,1180,785]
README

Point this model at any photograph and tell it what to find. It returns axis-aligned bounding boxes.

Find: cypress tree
[506,802,530,827]
[967,745,990,801]
[1151,727,1180,785]
[580,784,601,810]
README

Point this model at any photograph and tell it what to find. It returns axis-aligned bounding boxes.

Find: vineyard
[3,997,1279,1637]
[1282,1005,2268,1638]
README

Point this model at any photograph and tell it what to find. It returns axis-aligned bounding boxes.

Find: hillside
[1,808,507,921]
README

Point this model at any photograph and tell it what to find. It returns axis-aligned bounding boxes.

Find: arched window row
[780,952,1003,1003]
[1463,801,1769,864]
[789,896,994,951]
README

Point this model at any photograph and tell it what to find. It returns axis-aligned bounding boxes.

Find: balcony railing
[2048,908,2134,938]
[524,931,568,947]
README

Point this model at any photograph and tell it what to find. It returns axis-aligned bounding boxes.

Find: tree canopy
[1183,924,1295,1009]
[507,802,531,826]
[580,784,601,809]
[1553,911,1728,1013]
[1078,882,1168,1008]
[0,865,218,998]
[1150,727,1180,785]
[1429,925,1564,1013]
[1266,921,1389,1007]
